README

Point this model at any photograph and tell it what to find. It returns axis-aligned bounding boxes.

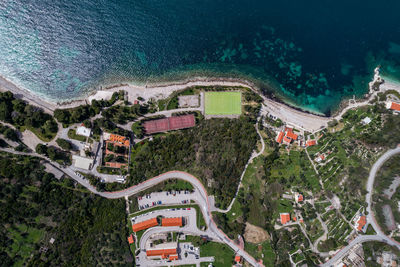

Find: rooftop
[306,140,316,147]
[161,217,183,227]
[276,131,284,144]
[76,125,91,137]
[280,213,290,225]
[72,155,93,170]
[132,218,158,232]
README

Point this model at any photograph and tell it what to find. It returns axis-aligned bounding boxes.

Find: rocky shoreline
[0,67,394,132]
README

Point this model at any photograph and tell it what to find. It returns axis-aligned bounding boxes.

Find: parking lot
[137,190,195,210]
[131,208,196,227]
[137,242,214,267]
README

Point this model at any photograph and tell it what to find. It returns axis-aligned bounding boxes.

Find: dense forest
[129,117,258,208]
[0,153,131,266]
[53,91,125,126]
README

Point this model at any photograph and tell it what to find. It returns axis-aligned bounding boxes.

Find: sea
[1,0,400,115]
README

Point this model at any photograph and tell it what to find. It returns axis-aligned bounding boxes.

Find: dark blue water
[1,0,400,114]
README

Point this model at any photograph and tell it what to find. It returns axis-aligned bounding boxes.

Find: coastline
[0,73,328,115]
[0,70,393,132]
[0,74,88,114]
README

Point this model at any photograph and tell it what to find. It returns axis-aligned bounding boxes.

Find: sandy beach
[0,70,396,133]
[0,75,88,114]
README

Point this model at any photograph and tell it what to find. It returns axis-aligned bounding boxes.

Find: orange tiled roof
[306,140,316,147]
[128,235,134,244]
[161,217,183,227]
[169,254,179,261]
[297,194,303,202]
[276,132,284,144]
[320,154,325,160]
[357,216,366,231]
[280,213,290,224]
[109,134,130,146]
[235,255,241,263]
[283,136,292,144]
[132,218,158,232]
[286,131,298,140]
[146,248,177,258]
[390,102,400,111]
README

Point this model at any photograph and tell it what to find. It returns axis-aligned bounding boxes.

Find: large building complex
[102,133,130,169]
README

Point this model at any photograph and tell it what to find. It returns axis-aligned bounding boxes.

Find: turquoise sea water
[1,0,400,115]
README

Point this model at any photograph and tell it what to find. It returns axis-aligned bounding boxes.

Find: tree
[3,128,19,141]
[45,120,58,133]
[56,138,73,150]
[35,144,47,155]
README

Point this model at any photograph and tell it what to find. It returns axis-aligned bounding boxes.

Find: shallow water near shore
[1,0,400,115]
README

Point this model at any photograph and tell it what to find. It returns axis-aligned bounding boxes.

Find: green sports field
[204,91,242,115]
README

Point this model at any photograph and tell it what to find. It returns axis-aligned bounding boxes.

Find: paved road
[215,116,265,213]
[138,226,214,266]
[322,146,400,266]
[322,235,397,266]
[82,170,263,266]
[0,147,263,267]
[366,146,400,239]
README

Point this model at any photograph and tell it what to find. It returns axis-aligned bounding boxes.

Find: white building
[361,117,371,125]
[72,155,94,170]
[76,125,91,137]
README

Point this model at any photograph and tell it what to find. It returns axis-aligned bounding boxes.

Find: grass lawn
[67,129,87,142]
[244,241,275,267]
[199,241,234,266]
[205,92,242,115]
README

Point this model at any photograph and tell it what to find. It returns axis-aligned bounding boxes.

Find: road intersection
[0,146,263,266]
[322,146,400,266]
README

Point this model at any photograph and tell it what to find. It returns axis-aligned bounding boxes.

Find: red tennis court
[144,114,195,134]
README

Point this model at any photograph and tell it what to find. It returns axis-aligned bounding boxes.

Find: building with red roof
[235,255,242,263]
[276,131,284,144]
[146,242,178,260]
[128,235,134,244]
[295,193,303,203]
[280,213,291,225]
[169,254,179,261]
[306,140,316,147]
[387,101,400,112]
[283,135,292,145]
[161,217,183,227]
[286,131,298,140]
[144,114,196,134]
[146,248,178,259]
[315,154,325,163]
[355,215,366,232]
[132,218,158,232]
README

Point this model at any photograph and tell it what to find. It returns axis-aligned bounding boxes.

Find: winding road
[215,116,265,213]
[0,148,263,266]
[322,146,400,266]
